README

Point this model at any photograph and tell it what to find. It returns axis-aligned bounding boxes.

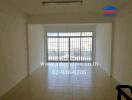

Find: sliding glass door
[70,38,81,61]
[47,32,93,62]
[81,37,92,61]
[48,38,59,61]
[59,38,69,61]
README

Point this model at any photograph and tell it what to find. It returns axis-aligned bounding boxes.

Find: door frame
[47,32,94,63]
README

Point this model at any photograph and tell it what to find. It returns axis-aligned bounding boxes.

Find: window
[47,32,93,62]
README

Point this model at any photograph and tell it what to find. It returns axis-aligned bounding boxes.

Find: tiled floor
[0,63,118,100]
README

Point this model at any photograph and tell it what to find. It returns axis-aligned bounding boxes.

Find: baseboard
[0,74,27,98]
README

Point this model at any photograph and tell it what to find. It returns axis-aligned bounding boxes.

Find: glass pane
[81,32,92,36]
[59,38,69,61]
[48,38,58,61]
[47,32,58,36]
[81,37,92,61]
[59,32,80,37]
[70,38,81,61]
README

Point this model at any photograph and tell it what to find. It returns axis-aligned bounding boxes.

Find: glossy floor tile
[0,63,119,100]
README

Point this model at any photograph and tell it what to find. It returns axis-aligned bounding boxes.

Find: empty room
[0,0,132,100]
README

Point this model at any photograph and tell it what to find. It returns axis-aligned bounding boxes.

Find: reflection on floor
[0,63,118,100]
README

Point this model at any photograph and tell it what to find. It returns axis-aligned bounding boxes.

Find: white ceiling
[3,0,129,15]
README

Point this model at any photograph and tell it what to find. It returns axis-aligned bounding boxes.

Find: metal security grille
[47,32,93,62]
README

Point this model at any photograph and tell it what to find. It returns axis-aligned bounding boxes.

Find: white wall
[28,24,44,74]
[44,24,96,32]
[0,1,27,97]
[96,23,112,76]
[28,14,113,24]
[113,8,132,85]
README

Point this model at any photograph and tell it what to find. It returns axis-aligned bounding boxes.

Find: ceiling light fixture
[42,0,83,5]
